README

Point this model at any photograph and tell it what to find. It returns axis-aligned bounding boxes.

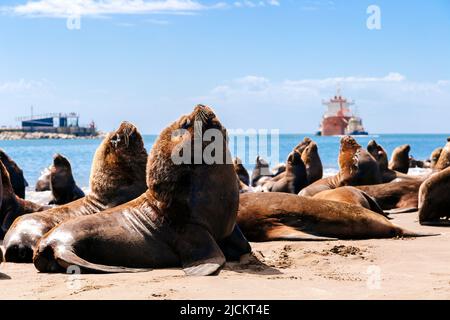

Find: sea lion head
[287,150,302,166]
[367,140,388,170]
[301,142,319,165]
[430,147,443,169]
[435,139,450,171]
[0,149,27,198]
[90,121,148,206]
[233,157,250,186]
[50,154,75,190]
[339,136,361,179]
[147,104,238,238]
[295,137,312,154]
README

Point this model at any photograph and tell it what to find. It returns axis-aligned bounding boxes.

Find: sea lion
[434,138,450,171]
[389,144,411,174]
[0,160,46,239]
[312,186,385,216]
[237,192,435,241]
[233,157,250,186]
[418,167,450,225]
[33,105,250,275]
[48,154,85,205]
[0,149,28,199]
[299,136,381,197]
[263,150,307,194]
[356,179,424,212]
[367,140,413,183]
[3,122,148,262]
[251,156,273,187]
[301,141,323,184]
[429,147,443,170]
[35,166,51,192]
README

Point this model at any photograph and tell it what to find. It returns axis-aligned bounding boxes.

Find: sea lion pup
[3,122,148,263]
[434,138,450,171]
[237,193,436,241]
[356,178,423,213]
[389,144,411,174]
[0,161,46,239]
[367,140,413,183]
[299,136,381,197]
[251,156,273,187]
[263,151,307,194]
[48,154,85,205]
[233,157,250,186]
[429,147,443,170]
[418,167,450,225]
[312,186,386,216]
[0,149,28,199]
[301,141,323,184]
[35,166,51,192]
[33,105,250,275]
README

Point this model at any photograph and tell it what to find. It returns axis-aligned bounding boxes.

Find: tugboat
[316,89,368,136]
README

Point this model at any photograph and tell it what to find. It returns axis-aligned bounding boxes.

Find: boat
[316,90,368,136]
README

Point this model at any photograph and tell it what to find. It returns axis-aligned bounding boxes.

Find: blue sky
[0,0,449,133]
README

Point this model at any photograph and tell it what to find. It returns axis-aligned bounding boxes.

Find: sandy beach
[1,211,449,300]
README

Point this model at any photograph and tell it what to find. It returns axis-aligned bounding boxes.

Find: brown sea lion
[356,179,424,213]
[312,186,385,216]
[429,147,443,170]
[35,166,51,192]
[33,105,250,275]
[0,149,28,199]
[0,161,46,239]
[3,122,148,262]
[434,138,450,171]
[389,144,411,174]
[418,167,450,225]
[251,156,273,187]
[301,141,323,184]
[299,136,381,197]
[233,157,250,186]
[367,140,413,183]
[237,192,436,242]
[263,150,307,194]
[49,154,85,205]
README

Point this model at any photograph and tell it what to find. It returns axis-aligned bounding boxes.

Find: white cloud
[2,0,280,18]
[233,0,280,8]
[0,78,50,93]
[3,0,215,18]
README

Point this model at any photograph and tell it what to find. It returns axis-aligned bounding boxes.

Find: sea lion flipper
[218,224,252,261]
[267,225,338,241]
[175,224,226,276]
[360,191,388,217]
[35,248,151,274]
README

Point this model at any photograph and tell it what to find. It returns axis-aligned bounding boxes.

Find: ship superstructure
[316,90,368,136]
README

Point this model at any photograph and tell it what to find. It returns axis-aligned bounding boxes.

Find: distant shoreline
[0,131,106,141]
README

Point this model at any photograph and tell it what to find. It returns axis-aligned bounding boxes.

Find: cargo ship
[316,90,368,136]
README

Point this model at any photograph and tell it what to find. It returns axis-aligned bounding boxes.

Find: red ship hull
[320,116,351,136]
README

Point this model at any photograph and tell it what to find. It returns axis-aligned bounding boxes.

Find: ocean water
[0,134,448,192]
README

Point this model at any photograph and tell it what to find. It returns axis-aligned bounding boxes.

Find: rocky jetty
[0,131,105,140]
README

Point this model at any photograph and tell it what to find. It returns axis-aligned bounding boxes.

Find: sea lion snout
[110,121,139,148]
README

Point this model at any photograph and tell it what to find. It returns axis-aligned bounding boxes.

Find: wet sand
[1,211,449,300]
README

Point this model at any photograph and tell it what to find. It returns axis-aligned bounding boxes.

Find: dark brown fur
[49,154,85,205]
[389,144,411,174]
[0,149,28,199]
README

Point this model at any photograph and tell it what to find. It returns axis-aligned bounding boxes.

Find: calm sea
[0,134,448,190]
